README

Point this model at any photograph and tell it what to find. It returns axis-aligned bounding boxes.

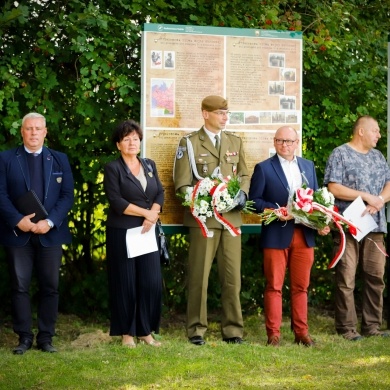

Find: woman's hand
[141,209,160,233]
[144,209,160,223]
[141,219,155,234]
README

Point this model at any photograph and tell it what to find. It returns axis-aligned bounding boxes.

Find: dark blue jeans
[6,235,62,345]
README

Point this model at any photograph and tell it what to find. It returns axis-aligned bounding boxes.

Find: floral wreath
[181,175,254,238]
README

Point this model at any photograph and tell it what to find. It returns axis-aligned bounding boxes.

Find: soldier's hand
[235,190,247,211]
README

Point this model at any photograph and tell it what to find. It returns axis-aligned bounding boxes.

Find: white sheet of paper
[342,196,378,242]
[126,225,158,258]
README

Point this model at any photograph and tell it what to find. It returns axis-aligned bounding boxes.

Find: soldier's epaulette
[184,131,199,138]
[224,130,240,138]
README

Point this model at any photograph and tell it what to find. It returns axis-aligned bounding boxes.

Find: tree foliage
[0,0,388,316]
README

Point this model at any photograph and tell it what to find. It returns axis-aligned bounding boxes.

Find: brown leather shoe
[266,335,280,347]
[294,334,316,347]
[361,330,390,338]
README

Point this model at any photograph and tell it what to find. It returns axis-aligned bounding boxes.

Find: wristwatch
[46,219,54,228]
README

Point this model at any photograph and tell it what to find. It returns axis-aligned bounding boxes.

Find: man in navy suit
[0,113,74,354]
[249,126,329,347]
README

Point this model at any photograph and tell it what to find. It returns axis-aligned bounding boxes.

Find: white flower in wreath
[185,187,194,203]
[216,202,226,212]
[199,200,209,214]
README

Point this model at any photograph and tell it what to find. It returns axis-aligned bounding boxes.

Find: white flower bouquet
[290,186,336,230]
[258,185,358,269]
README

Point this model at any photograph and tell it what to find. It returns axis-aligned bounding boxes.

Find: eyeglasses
[211,110,230,117]
[274,138,297,146]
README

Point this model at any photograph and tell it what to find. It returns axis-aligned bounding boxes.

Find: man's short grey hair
[22,113,46,127]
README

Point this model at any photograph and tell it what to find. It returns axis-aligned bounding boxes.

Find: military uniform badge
[176,146,186,159]
[225,150,238,162]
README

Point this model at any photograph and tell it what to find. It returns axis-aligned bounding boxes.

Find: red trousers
[263,227,314,338]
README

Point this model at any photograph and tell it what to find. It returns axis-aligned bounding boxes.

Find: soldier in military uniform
[173,95,250,345]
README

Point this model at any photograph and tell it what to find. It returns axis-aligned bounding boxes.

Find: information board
[141,23,302,226]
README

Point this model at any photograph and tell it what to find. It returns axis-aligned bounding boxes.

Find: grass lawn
[1,308,389,389]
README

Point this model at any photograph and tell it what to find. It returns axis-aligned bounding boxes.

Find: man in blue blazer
[249,126,329,347]
[0,113,74,354]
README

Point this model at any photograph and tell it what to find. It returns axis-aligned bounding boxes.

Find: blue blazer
[0,146,74,247]
[249,154,318,249]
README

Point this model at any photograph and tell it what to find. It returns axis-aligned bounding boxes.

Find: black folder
[15,190,48,223]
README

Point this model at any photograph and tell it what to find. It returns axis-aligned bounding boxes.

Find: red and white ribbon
[312,202,359,268]
[190,180,214,238]
[366,238,388,257]
[327,222,388,269]
[191,180,242,238]
[212,183,241,237]
[295,187,314,212]
[312,202,357,232]
[327,219,346,269]
[293,195,360,269]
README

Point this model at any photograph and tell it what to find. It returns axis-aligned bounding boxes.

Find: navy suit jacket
[249,154,318,249]
[103,157,164,229]
[0,145,74,247]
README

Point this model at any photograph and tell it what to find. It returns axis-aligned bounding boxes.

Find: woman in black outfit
[104,120,164,347]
